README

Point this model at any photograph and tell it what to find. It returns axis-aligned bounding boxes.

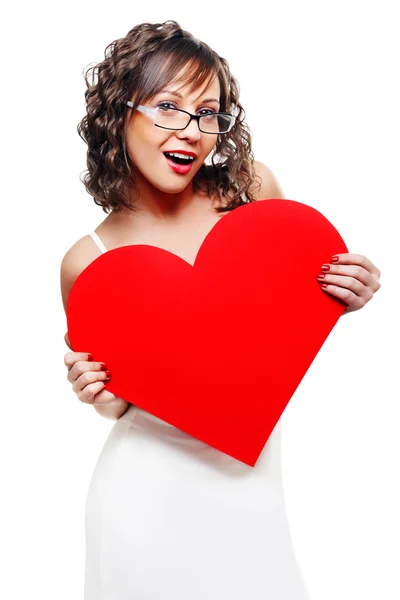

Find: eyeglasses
[126,101,236,134]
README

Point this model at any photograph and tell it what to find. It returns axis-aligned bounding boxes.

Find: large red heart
[67,199,347,466]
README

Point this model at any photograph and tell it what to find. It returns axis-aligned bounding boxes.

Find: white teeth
[165,152,195,161]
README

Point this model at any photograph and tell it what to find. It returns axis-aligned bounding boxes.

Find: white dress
[84,230,311,600]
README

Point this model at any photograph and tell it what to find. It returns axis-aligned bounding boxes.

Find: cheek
[206,135,218,151]
[126,130,165,165]
[203,137,218,158]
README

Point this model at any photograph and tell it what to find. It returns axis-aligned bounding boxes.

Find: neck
[119,169,211,226]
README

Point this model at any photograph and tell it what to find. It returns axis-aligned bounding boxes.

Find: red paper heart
[67,199,347,466]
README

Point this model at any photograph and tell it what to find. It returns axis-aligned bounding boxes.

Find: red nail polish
[321,265,330,272]
[320,283,328,288]
[317,273,325,279]
[100,363,108,371]
[87,353,94,361]
[331,256,339,263]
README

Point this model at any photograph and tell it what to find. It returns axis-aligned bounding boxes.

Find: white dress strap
[89,231,108,254]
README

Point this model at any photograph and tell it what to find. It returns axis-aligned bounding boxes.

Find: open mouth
[163,152,195,166]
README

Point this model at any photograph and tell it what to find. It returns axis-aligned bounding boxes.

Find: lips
[163,150,198,159]
[163,152,195,175]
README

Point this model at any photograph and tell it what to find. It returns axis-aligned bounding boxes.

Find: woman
[61,21,381,600]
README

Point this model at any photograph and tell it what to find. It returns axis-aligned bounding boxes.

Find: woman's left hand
[316,253,381,314]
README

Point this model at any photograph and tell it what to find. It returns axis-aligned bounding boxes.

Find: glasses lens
[155,107,234,133]
[155,107,189,130]
[199,113,233,134]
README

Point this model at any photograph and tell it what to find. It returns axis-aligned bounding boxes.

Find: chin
[149,173,196,193]
[154,182,193,194]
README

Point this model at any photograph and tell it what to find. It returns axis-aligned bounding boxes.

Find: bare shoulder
[250,160,286,200]
[60,234,101,315]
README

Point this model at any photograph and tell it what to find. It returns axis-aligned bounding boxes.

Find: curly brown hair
[77,20,261,214]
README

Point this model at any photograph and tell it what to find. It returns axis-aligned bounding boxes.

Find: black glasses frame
[126,101,236,134]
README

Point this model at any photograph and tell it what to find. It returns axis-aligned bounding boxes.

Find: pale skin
[61,69,381,421]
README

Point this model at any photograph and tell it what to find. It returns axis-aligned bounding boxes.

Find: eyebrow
[158,90,220,104]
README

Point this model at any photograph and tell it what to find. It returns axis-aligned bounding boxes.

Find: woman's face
[125,71,221,195]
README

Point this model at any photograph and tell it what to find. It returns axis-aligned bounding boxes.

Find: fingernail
[100,363,108,371]
[321,265,330,272]
[331,256,339,263]
[320,283,328,288]
[105,371,112,379]
[317,273,325,279]
[87,354,94,361]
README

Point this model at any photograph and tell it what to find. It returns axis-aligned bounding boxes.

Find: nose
[175,117,202,142]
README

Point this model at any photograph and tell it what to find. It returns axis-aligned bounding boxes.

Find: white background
[1,1,399,599]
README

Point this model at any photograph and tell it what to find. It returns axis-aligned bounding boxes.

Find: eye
[156,102,217,115]
[157,101,177,112]
[199,109,217,116]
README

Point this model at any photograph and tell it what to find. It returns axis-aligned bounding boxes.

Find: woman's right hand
[64,331,117,406]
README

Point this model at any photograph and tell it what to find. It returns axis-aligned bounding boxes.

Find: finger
[319,270,381,294]
[330,253,381,278]
[317,273,366,297]
[92,388,119,406]
[67,359,108,384]
[319,283,369,310]
[319,264,375,288]
[77,380,110,405]
[64,352,93,370]
[72,368,111,394]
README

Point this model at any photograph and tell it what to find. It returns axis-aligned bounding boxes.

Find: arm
[61,240,130,421]
[250,162,381,312]
[93,397,130,420]
[251,160,286,200]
